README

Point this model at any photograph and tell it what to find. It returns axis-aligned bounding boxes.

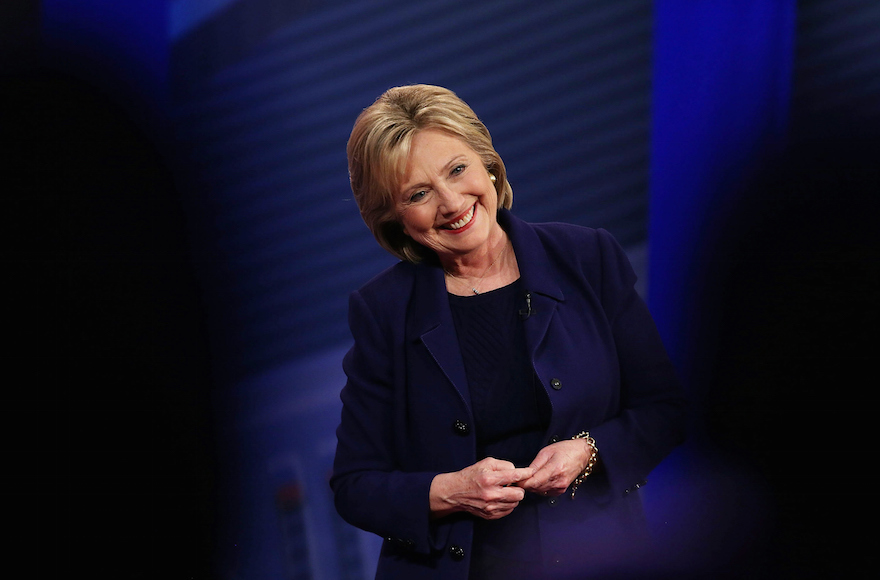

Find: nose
[435,184,466,216]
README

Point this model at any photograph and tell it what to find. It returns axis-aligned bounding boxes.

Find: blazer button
[449,544,465,561]
[549,435,560,444]
[452,419,470,436]
[550,378,562,390]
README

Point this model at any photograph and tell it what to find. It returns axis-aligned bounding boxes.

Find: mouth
[440,204,476,232]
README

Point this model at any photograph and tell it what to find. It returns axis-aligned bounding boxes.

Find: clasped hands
[429,439,595,520]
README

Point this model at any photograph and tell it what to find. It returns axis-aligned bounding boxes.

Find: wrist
[569,431,598,499]
[428,472,460,519]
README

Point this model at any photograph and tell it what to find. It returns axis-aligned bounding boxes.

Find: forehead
[399,129,476,181]
[408,128,472,158]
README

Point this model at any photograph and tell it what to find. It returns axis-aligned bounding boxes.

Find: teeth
[445,205,475,230]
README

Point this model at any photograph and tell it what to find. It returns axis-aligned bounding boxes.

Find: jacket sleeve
[330,289,441,555]
[587,229,687,495]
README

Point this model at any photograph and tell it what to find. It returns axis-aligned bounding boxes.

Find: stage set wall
[33,0,879,578]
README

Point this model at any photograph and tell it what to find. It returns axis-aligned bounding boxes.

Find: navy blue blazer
[331,210,686,579]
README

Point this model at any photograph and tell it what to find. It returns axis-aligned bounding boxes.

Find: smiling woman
[347,85,513,264]
[332,85,686,580]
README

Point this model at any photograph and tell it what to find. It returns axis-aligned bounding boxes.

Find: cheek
[400,208,429,237]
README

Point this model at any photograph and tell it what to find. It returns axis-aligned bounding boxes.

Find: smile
[440,204,476,232]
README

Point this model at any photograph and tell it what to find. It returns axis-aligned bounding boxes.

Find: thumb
[527,448,552,471]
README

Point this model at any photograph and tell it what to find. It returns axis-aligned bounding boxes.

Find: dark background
[10,0,879,578]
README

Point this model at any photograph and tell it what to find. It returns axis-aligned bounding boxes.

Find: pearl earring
[490,174,497,183]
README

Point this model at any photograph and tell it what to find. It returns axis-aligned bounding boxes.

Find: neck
[441,226,519,295]
[440,225,508,278]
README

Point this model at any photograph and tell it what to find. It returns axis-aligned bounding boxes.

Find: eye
[451,164,466,176]
[408,190,427,203]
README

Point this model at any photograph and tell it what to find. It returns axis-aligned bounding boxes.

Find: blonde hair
[347,84,513,263]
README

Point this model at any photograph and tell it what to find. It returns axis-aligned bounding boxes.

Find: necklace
[444,239,510,295]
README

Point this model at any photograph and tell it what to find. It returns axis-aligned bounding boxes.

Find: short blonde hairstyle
[347,84,513,263]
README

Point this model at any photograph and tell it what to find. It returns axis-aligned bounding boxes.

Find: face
[396,129,500,262]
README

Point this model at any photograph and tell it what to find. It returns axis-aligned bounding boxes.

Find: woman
[331,84,685,579]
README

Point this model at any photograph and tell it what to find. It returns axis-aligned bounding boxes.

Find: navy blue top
[449,279,551,576]
[448,278,551,466]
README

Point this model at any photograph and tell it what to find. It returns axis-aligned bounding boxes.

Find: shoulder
[352,260,418,312]
[505,212,636,304]
[358,260,416,295]
[531,220,603,252]
[525,219,627,274]
[343,262,416,345]
[502,209,617,259]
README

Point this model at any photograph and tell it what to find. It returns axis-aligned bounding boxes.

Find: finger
[483,504,518,520]
[525,457,556,482]
[481,490,526,519]
[503,466,536,484]
[465,459,512,486]
[498,485,526,503]
[478,457,516,471]
[479,463,534,488]
[520,462,567,495]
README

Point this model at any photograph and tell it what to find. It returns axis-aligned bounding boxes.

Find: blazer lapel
[406,264,472,412]
[500,210,566,362]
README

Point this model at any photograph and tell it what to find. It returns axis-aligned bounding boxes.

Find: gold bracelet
[569,431,598,499]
